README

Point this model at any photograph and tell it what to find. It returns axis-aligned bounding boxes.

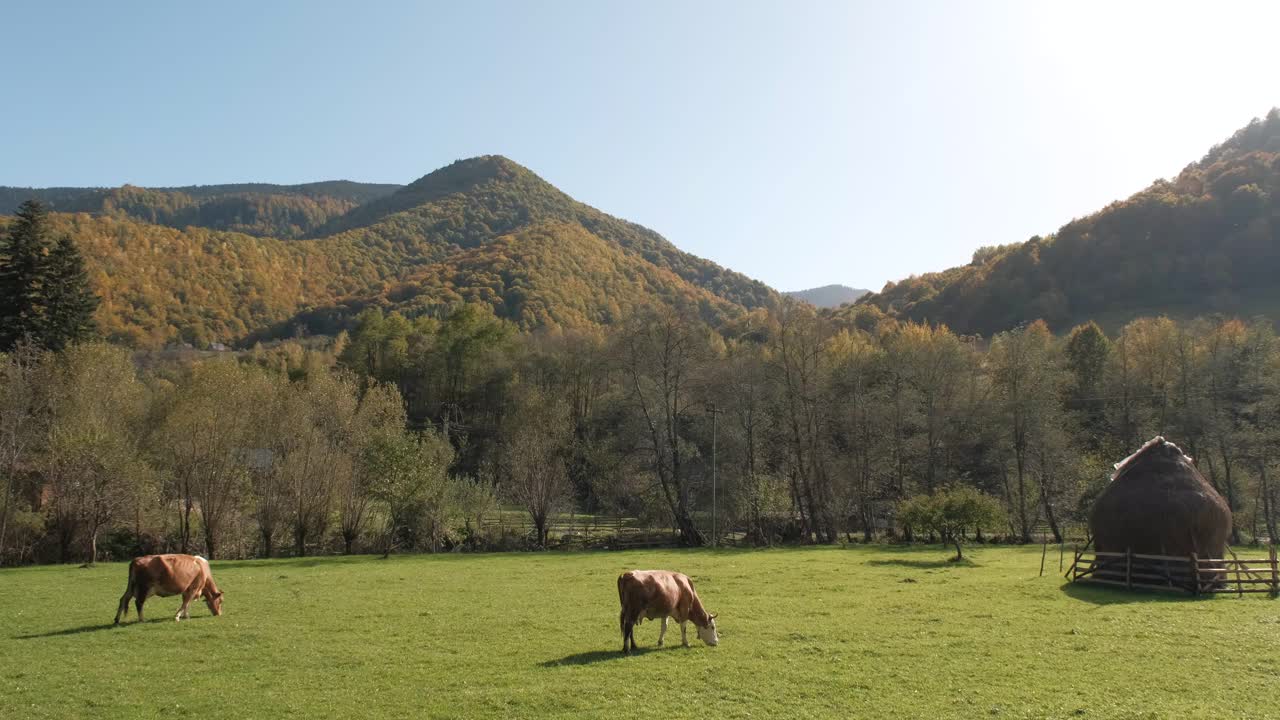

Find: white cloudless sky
[2,1,1277,291]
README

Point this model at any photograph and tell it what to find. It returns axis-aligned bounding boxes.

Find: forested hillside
[281,221,742,336]
[0,157,773,346]
[858,109,1280,335]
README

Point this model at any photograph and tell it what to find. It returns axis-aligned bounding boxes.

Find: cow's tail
[618,572,639,651]
[617,573,627,634]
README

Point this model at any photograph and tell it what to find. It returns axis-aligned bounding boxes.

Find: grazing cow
[617,570,718,654]
[114,554,224,625]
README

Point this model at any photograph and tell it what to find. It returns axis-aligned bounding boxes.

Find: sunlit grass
[1,545,1276,719]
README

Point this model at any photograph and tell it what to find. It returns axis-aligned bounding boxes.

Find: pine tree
[0,201,52,351]
[40,235,99,351]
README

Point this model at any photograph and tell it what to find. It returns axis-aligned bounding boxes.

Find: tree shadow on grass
[210,557,352,570]
[13,616,196,640]
[1060,580,1203,606]
[867,557,976,569]
[539,646,667,667]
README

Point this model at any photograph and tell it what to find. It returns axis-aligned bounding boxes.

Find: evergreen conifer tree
[0,201,52,351]
[40,234,99,350]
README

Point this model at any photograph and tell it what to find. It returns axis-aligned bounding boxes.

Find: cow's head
[204,590,224,617]
[697,613,719,646]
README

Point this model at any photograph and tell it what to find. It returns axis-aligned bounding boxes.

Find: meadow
[1,545,1278,719]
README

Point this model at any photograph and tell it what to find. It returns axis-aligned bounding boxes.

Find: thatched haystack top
[1111,435,1191,480]
[1090,436,1231,558]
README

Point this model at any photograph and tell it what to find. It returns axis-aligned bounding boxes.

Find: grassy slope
[1,546,1276,719]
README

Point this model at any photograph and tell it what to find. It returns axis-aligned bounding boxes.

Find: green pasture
[1,545,1277,719]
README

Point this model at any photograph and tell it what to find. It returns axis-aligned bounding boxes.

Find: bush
[899,487,1004,560]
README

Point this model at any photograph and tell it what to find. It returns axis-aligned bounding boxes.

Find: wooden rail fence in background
[1065,544,1280,597]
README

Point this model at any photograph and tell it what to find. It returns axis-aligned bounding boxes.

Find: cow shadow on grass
[539,647,667,666]
[14,617,201,640]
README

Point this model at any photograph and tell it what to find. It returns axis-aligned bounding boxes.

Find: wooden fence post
[1191,553,1200,596]
[1237,556,1245,598]
[1264,543,1274,594]
[1125,547,1133,591]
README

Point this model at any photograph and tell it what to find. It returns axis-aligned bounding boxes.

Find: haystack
[1089,436,1231,559]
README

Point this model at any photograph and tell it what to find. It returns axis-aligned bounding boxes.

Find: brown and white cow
[114,554,224,625]
[617,570,718,654]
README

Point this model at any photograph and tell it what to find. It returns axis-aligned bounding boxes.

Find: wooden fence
[1066,543,1280,597]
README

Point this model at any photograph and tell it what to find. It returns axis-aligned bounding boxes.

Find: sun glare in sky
[2,1,1277,290]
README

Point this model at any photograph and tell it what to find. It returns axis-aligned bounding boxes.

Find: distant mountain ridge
[0,156,775,347]
[0,180,402,211]
[785,284,869,308]
[0,181,402,239]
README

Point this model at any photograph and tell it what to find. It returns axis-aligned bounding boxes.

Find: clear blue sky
[3,1,1277,292]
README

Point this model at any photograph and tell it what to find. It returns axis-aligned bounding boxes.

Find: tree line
[8,293,1280,564]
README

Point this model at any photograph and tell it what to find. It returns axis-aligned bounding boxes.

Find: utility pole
[706,403,723,547]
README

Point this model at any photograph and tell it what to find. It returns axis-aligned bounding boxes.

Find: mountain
[0,157,775,347]
[311,156,774,310]
[855,109,1280,335]
[784,284,869,308]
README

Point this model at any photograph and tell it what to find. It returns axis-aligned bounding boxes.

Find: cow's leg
[114,586,133,625]
[681,621,689,647]
[623,608,642,654]
[177,576,205,621]
[176,587,197,622]
[135,583,147,622]
[620,609,629,654]
[658,617,669,646]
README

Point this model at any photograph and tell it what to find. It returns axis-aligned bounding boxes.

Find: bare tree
[988,321,1064,543]
[829,329,891,541]
[500,388,573,547]
[617,307,707,546]
[156,361,267,558]
[770,299,838,543]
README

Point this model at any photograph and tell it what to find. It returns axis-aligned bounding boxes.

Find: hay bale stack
[1090,436,1231,559]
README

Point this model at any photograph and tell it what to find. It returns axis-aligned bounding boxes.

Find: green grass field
[2,545,1277,719]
